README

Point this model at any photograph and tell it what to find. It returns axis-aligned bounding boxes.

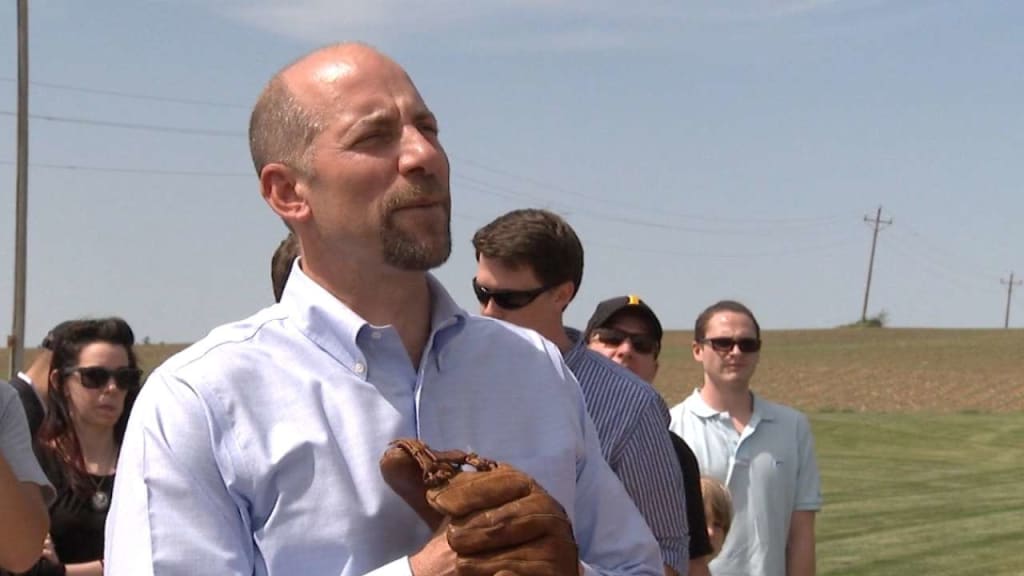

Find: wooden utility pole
[1001,272,1021,329]
[8,0,29,379]
[861,206,893,323]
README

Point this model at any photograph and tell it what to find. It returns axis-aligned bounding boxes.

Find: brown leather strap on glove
[380,438,579,576]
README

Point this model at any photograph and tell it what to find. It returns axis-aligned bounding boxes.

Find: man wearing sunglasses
[584,295,663,384]
[585,296,715,576]
[669,301,822,576]
[473,209,689,576]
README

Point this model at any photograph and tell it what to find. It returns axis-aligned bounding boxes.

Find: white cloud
[209,0,851,52]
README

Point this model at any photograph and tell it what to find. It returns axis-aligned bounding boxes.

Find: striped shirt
[564,328,690,574]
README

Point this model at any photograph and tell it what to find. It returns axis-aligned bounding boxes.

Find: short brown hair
[249,75,325,175]
[694,300,761,341]
[472,209,584,300]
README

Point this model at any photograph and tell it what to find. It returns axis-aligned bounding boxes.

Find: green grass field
[3,328,1023,573]
[812,412,1024,576]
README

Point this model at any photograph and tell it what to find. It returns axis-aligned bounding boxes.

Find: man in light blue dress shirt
[104,43,663,576]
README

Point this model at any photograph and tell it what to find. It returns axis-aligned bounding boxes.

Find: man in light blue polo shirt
[669,301,821,576]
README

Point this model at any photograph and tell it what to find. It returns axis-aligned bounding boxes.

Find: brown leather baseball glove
[380,438,579,576]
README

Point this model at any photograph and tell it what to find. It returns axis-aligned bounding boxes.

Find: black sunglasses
[472,277,552,310]
[700,337,762,354]
[63,366,143,391]
[590,327,660,355]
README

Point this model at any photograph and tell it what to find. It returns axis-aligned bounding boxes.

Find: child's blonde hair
[701,476,734,537]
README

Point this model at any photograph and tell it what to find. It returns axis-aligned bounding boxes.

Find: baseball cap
[585,295,663,342]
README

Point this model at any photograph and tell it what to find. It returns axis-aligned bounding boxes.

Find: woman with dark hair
[21,317,141,576]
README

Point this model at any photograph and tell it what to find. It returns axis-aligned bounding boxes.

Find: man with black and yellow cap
[585,295,664,384]
[586,296,716,576]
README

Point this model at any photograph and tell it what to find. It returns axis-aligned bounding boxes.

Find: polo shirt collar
[687,388,775,422]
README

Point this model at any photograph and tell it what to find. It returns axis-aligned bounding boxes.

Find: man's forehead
[284,45,422,105]
[705,311,757,334]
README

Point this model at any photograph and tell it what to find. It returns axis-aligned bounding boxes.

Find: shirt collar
[281,262,467,372]
[687,388,774,422]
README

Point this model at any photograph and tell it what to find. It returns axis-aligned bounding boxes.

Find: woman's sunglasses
[589,327,659,355]
[472,278,552,310]
[699,337,762,354]
[63,366,143,391]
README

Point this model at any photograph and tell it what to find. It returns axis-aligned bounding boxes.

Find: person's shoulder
[0,378,15,403]
[755,394,811,425]
[156,305,290,379]
[576,349,664,403]
[460,313,555,353]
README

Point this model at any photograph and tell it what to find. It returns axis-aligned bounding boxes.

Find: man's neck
[699,378,753,430]
[304,255,434,368]
[538,323,574,356]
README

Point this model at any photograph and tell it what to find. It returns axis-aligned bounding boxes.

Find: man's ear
[552,281,576,309]
[691,341,703,363]
[260,163,311,226]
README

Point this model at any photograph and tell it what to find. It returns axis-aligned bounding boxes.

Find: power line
[459,156,846,226]
[455,175,848,237]
[898,222,1006,280]
[0,110,243,137]
[0,77,247,109]
[0,159,249,178]
[1,75,844,228]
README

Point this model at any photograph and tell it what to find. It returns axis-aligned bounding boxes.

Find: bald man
[105,43,662,576]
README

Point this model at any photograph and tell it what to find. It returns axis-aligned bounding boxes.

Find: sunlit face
[587,313,660,383]
[474,255,563,331]
[59,342,131,431]
[293,47,451,271]
[692,311,760,391]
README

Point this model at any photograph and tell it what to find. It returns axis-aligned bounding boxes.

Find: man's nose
[480,298,503,319]
[613,340,634,358]
[398,125,449,179]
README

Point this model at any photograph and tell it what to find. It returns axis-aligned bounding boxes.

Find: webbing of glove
[380,438,497,531]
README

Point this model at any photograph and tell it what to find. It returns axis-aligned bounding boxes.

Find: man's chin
[382,238,451,271]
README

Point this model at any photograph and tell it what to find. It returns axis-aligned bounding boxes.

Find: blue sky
[1,0,1022,344]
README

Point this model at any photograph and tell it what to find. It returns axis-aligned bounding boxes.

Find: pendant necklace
[90,474,110,512]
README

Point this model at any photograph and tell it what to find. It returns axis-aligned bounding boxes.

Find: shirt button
[354,362,366,374]
[371,331,382,340]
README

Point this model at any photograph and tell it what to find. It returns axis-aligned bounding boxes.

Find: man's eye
[354,132,389,147]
